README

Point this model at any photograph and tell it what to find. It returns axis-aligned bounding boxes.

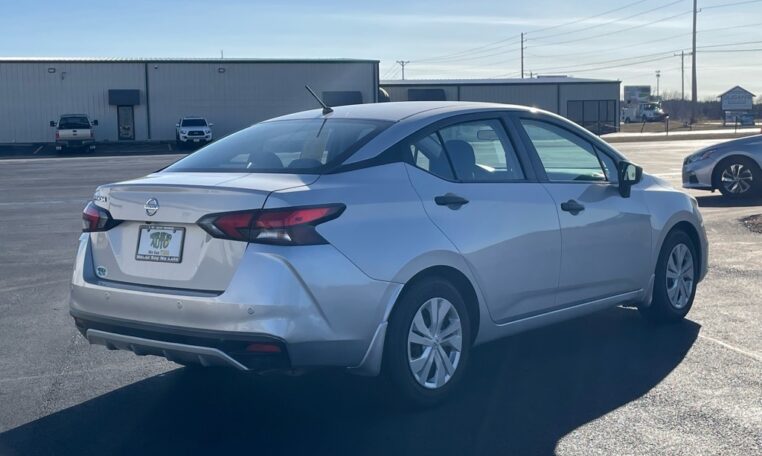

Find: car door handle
[560,199,585,215]
[435,193,469,208]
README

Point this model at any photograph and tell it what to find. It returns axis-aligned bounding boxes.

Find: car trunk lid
[89,172,317,291]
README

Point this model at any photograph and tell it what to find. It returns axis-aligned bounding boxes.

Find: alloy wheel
[665,243,694,309]
[721,163,753,194]
[407,297,463,389]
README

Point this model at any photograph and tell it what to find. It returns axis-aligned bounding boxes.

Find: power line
[700,48,762,52]
[528,0,684,42]
[702,0,762,9]
[513,38,761,75]
[526,0,652,37]
[523,21,762,60]
[409,0,656,64]
[529,9,694,47]
[433,3,692,72]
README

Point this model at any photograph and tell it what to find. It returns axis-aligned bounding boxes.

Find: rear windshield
[164,118,390,173]
[181,119,207,127]
[58,117,90,129]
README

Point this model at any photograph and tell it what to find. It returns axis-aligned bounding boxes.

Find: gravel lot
[0,139,759,455]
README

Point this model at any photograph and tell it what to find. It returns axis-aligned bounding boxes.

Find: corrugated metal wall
[0,62,147,143]
[147,62,376,140]
[0,61,377,143]
[459,84,559,111]
[558,83,620,117]
[381,81,621,117]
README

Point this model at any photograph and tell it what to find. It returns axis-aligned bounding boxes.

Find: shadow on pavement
[696,194,762,208]
[0,307,699,456]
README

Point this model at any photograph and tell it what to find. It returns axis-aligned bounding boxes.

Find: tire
[383,276,472,407]
[713,156,761,198]
[624,117,631,124]
[640,230,698,324]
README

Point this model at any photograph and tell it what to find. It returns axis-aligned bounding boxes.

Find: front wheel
[640,230,698,323]
[714,156,760,197]
[383,277,471,407]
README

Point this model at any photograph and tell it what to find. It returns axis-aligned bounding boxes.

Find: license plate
[135,225,185,263]
[193,139,200,142]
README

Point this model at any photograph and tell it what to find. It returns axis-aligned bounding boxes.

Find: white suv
[175,117,213,147]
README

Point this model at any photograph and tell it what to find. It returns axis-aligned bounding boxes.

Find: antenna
[304,85,333,115]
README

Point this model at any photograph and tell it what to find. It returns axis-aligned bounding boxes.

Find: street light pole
[655,70,661,99]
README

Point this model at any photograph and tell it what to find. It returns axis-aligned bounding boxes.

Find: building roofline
[718,85,756,98]
[0,57,379,64]
[381,77,619,86]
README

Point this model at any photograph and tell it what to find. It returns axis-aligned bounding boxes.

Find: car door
[404,114,562,323]
[514,115,652,307]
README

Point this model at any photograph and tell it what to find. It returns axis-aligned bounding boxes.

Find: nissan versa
[70,102,707,405]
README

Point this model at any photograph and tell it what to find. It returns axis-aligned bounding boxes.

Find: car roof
[180,116,206,119]
[269,101,533,123]
[60,114,89,117]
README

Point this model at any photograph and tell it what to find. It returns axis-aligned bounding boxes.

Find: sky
[3,0,761,99]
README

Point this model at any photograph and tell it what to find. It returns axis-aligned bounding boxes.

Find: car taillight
[82,201,121,232]
[197,204,345,245]
[55,131,59,140]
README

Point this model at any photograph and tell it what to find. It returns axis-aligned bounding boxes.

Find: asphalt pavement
[0,140,759,455]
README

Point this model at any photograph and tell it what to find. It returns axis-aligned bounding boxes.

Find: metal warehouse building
[381,77,620,134]
[0,58,379,143]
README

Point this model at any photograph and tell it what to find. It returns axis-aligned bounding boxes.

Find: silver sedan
[683,135,762,197]
[71,102,708,406]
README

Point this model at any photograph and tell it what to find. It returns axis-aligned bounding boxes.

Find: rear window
[181,119,207,127]
[58,117,90,129]
[164,119,390,173]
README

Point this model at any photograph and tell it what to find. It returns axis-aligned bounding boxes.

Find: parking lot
[0,139,760,455]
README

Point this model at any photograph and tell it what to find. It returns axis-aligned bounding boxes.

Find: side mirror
[49,121,56,127]
[175,123,180,128]
[618,161,643,198]
[91,120,99,126]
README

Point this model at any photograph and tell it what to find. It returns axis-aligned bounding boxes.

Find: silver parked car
[683,134,762,197]
[71,102,707,405]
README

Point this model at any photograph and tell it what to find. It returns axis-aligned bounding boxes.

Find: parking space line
[698,333,761,362]
[653,172,682,177]
[0,279,69,293]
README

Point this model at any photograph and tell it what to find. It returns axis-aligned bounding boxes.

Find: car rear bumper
[72,310,290,370]
[57,139,94,147]
[70,234,402,373]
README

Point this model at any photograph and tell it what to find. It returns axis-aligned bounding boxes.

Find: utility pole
[655,70,661,99]
[396,60,410,80]
[520,33,526,78]
[690,0,698,124]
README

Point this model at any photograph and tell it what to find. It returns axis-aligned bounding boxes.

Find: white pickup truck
[50,114,98,150]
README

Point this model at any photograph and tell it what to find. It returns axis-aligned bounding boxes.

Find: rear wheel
[714,156,760,197]
[384,277,471,407]
[640,230,698,323]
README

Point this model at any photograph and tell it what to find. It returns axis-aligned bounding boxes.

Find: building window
[566,99,617,135]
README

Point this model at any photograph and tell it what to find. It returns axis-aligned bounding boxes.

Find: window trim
[510,113,622,186]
